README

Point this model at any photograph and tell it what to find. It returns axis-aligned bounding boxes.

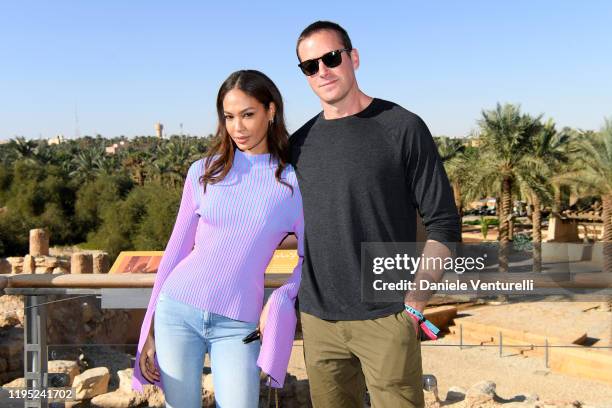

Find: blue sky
[1,1,611,140]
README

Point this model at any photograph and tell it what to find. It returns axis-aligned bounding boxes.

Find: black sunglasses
[298,48,351,76]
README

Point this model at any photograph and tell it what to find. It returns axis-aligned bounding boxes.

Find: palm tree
[9,136,37,160]
[524,120,573,271]
[122,151,151,187]
[436,137,467,216]
[155,137,200,187]
[474,103,544,272]
[560,119,612,272]
[94,154,121,176]
[147,160,173,187]
[70,146,105,182]
[32,141,58,165]
[548,127,581,215]
[435,136,466,162]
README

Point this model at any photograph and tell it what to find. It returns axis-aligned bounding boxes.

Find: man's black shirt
[290,98,461,320]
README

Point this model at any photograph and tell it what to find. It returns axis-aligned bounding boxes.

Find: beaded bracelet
[404,304,440,340]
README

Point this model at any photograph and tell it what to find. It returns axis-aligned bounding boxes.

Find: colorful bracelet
[404,305,440,340]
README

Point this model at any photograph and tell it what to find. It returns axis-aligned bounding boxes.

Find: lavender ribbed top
[132,149,304,391]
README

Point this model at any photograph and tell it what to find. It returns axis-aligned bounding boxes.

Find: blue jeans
[154,292,261,408]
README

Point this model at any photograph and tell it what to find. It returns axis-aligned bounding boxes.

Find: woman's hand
[139,334,160,383]
[258,301,271,336]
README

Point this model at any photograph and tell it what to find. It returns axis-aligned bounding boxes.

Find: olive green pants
[301,311,424,408]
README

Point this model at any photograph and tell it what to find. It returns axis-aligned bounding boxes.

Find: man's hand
[404,240,451,308]
[406,311,420,336]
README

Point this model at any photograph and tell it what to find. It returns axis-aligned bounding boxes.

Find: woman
[131,70,303,408]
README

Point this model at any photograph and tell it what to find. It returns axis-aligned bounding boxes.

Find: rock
[0,370,22,386]
[537,401,582,408]
[119,368,167,403]
[6,257,23,274]
[0,328,23,357]
[445,385,466,402]
[203,372,214,394]
[2,377,24,388]
[52,267,66,274]
[65,401,89,408]
[49,360,80,386]
[467,380,496,396]
[73,367,110,400]
[45,298,133,346]
[117,368,135,393]
[201,374,215,407]
[90,389,147,408]
[23,254,36,274]
[71,253,93,274]
[141,383,165,407]
[597,301,612,312]
[424,389,441,407]
[7,355,22,371]
[89,368,158,407]
[0,295,23,327]
[34,266,53,274]
[93,253,110,274]
[465,380,497,406]
[29,228,50,256]
[37,256,60,268]
[0,258,10,274]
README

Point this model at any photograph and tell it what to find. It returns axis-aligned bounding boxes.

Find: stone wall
[0,229,120,385]
[1,253,110,275]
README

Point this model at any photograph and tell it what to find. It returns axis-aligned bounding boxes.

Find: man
[290,21,461,407]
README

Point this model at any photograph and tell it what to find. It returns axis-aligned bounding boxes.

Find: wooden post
[29,228,49,256]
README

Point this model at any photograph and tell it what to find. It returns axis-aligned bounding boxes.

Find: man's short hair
[296,20,353,61]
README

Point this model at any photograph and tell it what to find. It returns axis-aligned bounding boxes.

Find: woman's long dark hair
[200,70,292,192]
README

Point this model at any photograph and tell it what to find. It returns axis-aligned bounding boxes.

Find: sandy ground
[284,301,612,406]
[283,338,612,406]
[421,336,612,405]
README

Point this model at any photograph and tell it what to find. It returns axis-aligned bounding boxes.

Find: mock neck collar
[233,148,275,169]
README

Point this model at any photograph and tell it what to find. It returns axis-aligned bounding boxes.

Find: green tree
[559,119,612,272]
[70,146,106,182]
[8,136,37,160]
[132,185,181,250]
[75,174,134,237]
[85,183,179,259]
[473,103,544,272]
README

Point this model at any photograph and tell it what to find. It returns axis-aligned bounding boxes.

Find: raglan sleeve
[256,178,304,388]
[404,116,461,243]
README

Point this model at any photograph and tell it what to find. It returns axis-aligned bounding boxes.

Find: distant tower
[155,122,164,138]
